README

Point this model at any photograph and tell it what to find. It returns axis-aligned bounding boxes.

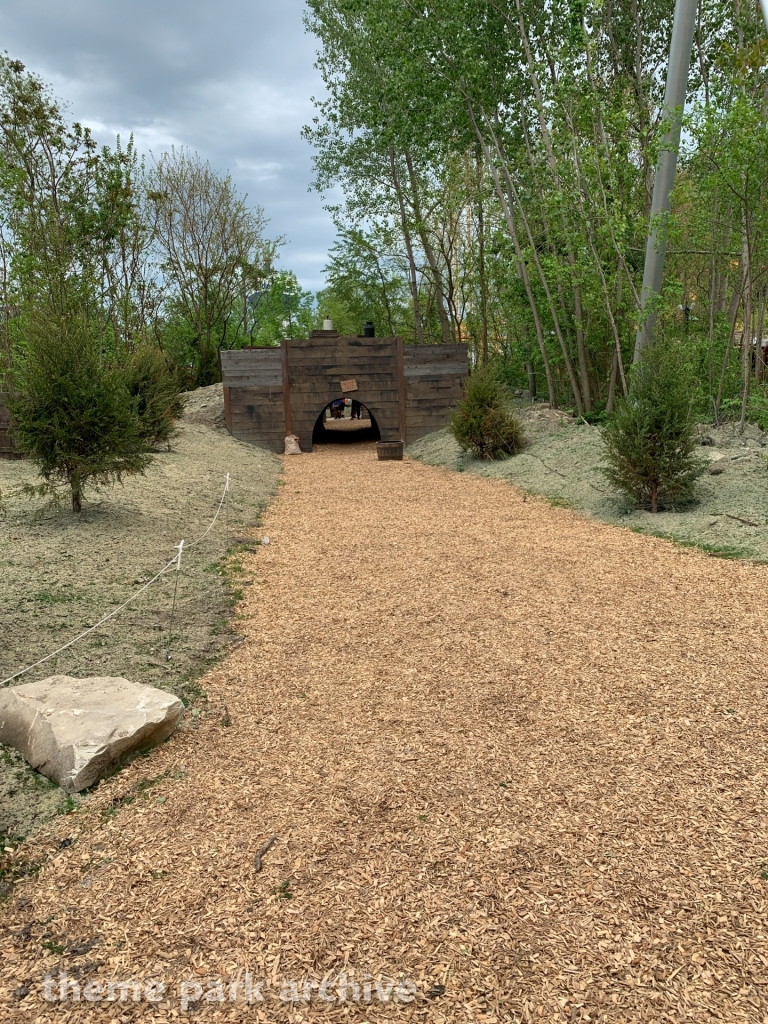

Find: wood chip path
[2,444,768,1022]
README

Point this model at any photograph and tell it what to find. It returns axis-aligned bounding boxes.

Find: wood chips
[2,443,768,1022]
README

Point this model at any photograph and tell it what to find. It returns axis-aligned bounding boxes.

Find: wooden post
[222,386,233,433]
[280,338,293,437]
[396,337,407,442]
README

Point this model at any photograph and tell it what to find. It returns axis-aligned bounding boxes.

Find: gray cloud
[0,0,334,290]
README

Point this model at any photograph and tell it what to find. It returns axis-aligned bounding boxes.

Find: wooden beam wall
[403,344,467,445]
[221,340,468,453]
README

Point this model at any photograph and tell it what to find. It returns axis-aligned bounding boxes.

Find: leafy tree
[602,344,705,512]
[317,225,414,338]
[304,0,768,426]
[244,271,315,345]
[450,366,525,459]
[10,304,152,513]
[148,149,280,384]
[93,137,164,354]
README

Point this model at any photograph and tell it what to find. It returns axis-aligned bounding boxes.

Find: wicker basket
[377,441,404,461]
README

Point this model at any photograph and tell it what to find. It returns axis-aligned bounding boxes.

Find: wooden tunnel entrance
[220,330,467,453]
[312,400,381,445]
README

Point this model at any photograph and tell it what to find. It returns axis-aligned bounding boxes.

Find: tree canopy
[304,0,768,426]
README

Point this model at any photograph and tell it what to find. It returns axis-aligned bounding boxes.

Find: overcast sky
[0,0,334,292]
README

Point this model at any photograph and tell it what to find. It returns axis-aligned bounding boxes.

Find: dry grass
[2,443,768,1022]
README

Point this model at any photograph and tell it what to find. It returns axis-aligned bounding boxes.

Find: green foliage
[158,271,314,386]
[148,148,280,384]
[0,59,295,404]
[123,345,185,448]
[746,388,768,432]
[449,366,525,460]
[316,225,416,339]
[245,271,315,344]
[602,345,705,513]
[304,0,768,425]
[10,304,152,513]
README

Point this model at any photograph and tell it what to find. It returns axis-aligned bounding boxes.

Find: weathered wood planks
[221,338,467,452]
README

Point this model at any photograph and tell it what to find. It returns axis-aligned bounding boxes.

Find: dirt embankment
[409,404,768,561]
[0,385,279,840]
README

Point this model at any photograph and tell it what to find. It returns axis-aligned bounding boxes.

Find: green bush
[449,365,525,459]
[602,344,705,512]
[124,346,185,448]
[10,306,152,513]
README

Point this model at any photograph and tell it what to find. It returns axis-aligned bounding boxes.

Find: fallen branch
[527,453,567,479]
[712,512,761,528]
[254,836,277,873]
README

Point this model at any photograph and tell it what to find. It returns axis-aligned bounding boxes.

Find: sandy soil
[0,384,279,841]
[409,405,768,561]
[323,417,374,432]
[1,443,767,1021]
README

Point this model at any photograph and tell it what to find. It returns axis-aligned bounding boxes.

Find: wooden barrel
[376,440,404,461]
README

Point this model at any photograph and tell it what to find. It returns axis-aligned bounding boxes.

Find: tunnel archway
[312,399,381,444]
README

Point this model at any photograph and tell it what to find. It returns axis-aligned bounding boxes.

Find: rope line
[186,473,229,549]
[0,556,177,687]
[1,475,231,688]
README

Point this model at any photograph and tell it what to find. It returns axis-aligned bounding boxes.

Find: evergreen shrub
[449,365,525,459]
[10,306,152,513]
[124,345,185,448]
[602,344,705,512]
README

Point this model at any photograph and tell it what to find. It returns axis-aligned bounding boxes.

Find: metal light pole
[761,0,768,33]
[633,0,698,362]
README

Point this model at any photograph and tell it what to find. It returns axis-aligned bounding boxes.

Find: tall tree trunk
[476,151,489,365]
[569,136,628,399]
[740,230,752,433]
[476,129,557,406]
[606,344,619,414]
[572,276,592,413]
[513,0,591,410]
[631,0,653,217]
[714,267,746,421]
[404,152,452,345]
[755,286,765,382]
[389,148,424,345]
[497,155,584,415]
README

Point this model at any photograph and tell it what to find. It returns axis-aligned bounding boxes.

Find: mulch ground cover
[1,442,767,1022]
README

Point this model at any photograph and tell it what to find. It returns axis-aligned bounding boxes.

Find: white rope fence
[1,474,231,688]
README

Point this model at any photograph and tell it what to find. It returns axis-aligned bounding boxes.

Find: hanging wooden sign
[340,379,359,393]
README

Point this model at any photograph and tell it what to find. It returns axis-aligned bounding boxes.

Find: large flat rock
[0,675,183,793]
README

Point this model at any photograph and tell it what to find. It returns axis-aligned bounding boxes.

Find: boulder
[0,676,183,793]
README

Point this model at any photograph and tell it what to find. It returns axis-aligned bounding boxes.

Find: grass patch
[1,745,58,792]
[57,794,78,815]
[0,829,42,903]
[628,527,751,560]
[31,589,75,605]
[178,676,208,708]
[272,878,294,900]
[101,772,169,819]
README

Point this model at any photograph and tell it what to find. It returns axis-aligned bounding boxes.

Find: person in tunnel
[312,401,380,444]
